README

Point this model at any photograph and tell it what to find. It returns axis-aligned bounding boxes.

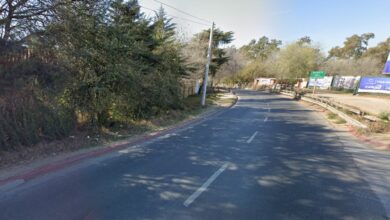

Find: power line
[140,5,210,27]
[151,0,212,24]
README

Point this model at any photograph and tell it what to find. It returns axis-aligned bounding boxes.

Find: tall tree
[148,7,188,109]
[195,28,234,78]
[363,37,390,64]
[277,41,324,79]
[297,36,312,46]
[240,36,282,60]
[328,33,375,59]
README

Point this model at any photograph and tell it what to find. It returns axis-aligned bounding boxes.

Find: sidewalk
[314,93,390,116]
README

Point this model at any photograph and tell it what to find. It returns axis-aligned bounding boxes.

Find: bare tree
[181,36,207,80]
[322,57,382,76]
[0,0,60,40]
[214,46,247,84]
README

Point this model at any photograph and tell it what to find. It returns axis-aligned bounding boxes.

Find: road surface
[0,90,389,220]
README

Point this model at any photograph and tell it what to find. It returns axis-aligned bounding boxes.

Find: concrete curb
[0,95,238,191]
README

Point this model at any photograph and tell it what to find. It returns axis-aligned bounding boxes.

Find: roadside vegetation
[214,33,390,139]
[0,0,233,153]
[216,34,389,87]
[0,92,236,168]
[327,113,347,124]
[378,112,390,121]
[1,0,389,155]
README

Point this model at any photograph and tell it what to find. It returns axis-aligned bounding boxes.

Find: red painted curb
[0,99,237,189]
[348,126,390,150]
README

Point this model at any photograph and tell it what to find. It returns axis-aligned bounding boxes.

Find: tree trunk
[2,2,14,40]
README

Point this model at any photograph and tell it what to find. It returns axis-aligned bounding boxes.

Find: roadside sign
[310,71,326,79]
[358,77,390,94]
[383,52,390,74]
[310,71,326,95]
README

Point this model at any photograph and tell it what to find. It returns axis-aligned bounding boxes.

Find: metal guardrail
[280,90,368,129]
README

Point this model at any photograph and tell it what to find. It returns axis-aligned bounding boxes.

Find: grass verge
[0,92,236,169]
[327,112,346,124]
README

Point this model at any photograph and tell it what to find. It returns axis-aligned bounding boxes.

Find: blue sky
[139,0,390,52]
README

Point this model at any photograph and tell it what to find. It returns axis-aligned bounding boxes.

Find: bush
[378,112,390,121]
[0,92,75,151]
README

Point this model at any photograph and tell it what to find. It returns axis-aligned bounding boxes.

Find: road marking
[267,103,271,112]
[264,117,268,122]
[246,131,258,143]
[183,163,229,207]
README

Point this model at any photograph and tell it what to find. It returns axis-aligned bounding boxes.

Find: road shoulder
[0,92,237,191]
[278,93,390,217]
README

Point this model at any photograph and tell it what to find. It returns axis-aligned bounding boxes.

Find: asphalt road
[0,90,389,220]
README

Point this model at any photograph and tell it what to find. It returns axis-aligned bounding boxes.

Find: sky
[139,0,390,52]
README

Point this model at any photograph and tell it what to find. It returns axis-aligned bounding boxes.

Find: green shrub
[0,92,75,151]
[378,112,390,121]
[327,113,337,120]
[335,118,347,124]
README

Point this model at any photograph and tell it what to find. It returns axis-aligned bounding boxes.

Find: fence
[0,48,55,68]
[181,79,199,98]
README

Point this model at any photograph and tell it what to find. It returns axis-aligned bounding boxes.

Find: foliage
[240,36,282,60]
[192,28,234,78]
[363,37,390,64]
[231,37,324,84]
[43,0,189,127]
[0,0,236,150]
[214,46,247,84]
[275,42,324,79]
[0,91,75,150]
[229,33,387,86]
[321,57,382,76]
[328,33,375,59]
[378,112,390,121]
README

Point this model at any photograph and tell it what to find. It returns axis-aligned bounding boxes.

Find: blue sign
[358,77,390,94]
[384,52,390,74]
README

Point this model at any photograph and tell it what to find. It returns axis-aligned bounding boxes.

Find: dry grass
[0,92,236,169]
[369,121,390,134]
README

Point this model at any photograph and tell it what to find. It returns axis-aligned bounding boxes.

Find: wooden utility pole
[201,22,215,107]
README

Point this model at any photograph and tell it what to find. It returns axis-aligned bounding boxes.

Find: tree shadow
[0,91,388,220]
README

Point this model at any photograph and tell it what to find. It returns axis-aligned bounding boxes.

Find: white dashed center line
[183,163,229,207]
[246,131,258,144]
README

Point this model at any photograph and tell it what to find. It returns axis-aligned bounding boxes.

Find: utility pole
[201,22,215,107]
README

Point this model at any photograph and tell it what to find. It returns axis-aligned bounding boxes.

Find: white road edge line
[246,131,258,144]
[183,163,229,207]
